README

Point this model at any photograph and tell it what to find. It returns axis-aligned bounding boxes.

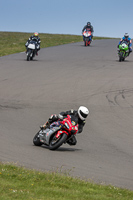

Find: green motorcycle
[118,41,129,62]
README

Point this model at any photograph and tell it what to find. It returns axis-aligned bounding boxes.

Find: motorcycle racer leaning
[25,32,41,55]
[42,106,89,146]
[82,22,94,41]
[118,33,132,55]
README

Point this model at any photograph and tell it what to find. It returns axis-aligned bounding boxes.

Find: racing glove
[48,114,58,123]
[58,114,64,120]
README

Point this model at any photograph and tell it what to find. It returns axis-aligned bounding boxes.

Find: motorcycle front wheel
[119,52,123,62]
[27,50,32,61]
[84,40,88,46]
[30,51,35,60]
[88,41,91,46]
[49,133,67,150]
[33,132,42,146]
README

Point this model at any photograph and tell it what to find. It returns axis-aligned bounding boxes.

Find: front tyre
[33,132,42,146]
[49,133,67,150]
[119,52,123,62]
[30,51,35,60]
[88,41,91,46]
[84,40,88,46]
[27,50,31,61]
[119,56,122,62]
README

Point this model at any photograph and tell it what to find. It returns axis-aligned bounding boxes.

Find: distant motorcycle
[33,115,78,150]
[118,41,129,62]
[83,30,92,46]
[26,39,39,61]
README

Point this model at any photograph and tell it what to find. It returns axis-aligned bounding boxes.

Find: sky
[0,0,133,38]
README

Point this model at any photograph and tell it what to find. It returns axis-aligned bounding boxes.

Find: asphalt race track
[0,39,133,190]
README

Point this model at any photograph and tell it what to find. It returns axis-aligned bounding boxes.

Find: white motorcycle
[26,40,40,61]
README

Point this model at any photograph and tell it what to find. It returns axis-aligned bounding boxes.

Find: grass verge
[0,162,133,200]
[0,31,117,57]
[0,32,82,57]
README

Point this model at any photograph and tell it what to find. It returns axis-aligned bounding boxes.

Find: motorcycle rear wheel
[33,132,42,146]
[49,133,67,150]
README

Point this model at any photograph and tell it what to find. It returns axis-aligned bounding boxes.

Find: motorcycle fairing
[39,126,61,145]
[83,31,92,41]
[28,43,35,49]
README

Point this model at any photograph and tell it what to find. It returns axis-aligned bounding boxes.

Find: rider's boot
[67,135,77,145]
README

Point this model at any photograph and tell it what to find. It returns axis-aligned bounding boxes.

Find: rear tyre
[49,133,67,150]
[33,132,42,146]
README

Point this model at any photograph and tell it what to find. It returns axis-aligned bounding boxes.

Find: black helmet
[124,33,129,39]
[87,22,91,26]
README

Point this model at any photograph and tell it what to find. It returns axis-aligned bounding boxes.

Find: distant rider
[25,32,41,55]
[118,33,132,55]
[41,106,89,146]
[82,22,94,41]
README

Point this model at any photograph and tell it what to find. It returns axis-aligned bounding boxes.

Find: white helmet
[78,106,89,120]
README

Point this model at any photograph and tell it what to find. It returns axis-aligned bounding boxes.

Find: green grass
[0,31,117,57]
[0,162,133,200]
[0,32,83,57]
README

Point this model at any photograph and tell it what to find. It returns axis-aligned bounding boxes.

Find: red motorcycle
[83,30,92,46]
[33,115,78,150]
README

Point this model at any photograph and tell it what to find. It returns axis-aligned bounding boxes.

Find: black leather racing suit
[25,35,41,53]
